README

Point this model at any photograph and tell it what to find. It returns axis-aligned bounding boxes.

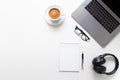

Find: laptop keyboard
[85,0,120,33]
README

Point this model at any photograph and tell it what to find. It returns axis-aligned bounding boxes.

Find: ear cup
[92,55,106,66]
[93,66,106,74]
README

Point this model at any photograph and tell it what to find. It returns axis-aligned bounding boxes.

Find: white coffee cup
[45,5,65,25]
[47,6,63,22]
[48,8,61,21]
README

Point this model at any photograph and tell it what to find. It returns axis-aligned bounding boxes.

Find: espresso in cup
[48,8,61,21]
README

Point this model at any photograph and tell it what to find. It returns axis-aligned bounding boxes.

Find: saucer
[45,5,65,26]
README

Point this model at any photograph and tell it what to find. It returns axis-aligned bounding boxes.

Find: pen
[82,52,84,70]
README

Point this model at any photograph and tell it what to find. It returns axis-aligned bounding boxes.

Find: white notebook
[59,43,80,72]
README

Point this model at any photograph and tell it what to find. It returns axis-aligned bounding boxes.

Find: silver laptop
[72,0,120,47]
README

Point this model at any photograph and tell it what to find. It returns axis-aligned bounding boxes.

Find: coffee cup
[47,7,62,21]
[45,5,65,25]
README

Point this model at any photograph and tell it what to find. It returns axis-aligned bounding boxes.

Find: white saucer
[45,5,65,26]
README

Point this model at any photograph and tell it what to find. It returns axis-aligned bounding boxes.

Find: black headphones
[92,53,119,75]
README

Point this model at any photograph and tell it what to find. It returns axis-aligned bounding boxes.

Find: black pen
[82,52,84,70]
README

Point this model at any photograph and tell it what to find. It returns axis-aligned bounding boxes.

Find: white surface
[59,43,80,72]
[0,0,120,80]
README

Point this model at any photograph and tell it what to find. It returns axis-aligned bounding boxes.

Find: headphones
[92,53,119,75]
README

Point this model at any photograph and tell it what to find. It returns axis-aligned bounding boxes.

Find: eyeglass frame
[74,26,90,41]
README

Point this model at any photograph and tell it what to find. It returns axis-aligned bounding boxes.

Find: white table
[0,0,120,80]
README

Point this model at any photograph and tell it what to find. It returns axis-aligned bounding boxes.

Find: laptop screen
[102,0,120,18]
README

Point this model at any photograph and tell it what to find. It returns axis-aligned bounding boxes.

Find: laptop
[72,0,120,47]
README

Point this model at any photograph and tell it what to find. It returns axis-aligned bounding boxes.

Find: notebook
[59,43,80,72]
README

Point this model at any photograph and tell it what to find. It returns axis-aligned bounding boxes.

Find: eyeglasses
[74,26,90,41]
